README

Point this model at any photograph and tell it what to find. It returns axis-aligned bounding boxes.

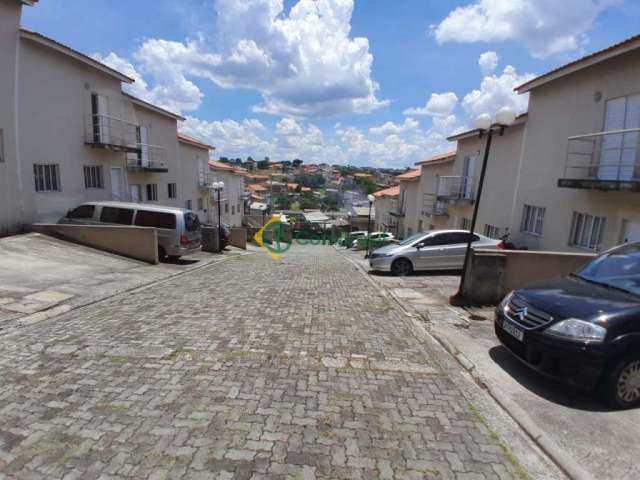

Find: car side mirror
[415,242,424,250]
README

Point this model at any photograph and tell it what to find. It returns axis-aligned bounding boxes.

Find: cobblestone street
[0,245,548,479]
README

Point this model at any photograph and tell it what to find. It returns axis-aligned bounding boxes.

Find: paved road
[1,245,543,479]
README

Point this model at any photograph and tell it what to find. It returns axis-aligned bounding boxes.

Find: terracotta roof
[353,172,373,178]
[287,183,299,189]
[516,35,640,93]
[246,173,270,180]
[447,113,528,142]
[123,92,185,121]
[372,185,400,198]
[208,160,236,172]
[177,133,215,150]
[19,28,133,83]
[395,169,421,181]
[248,184,268,192]
[416,151,456,166]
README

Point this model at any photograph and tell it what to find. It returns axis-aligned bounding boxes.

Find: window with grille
[520,205,545,236]
[168,183,177,199]
[484,224,501,239]
[83,165,103,189]
[569,212,606,250]
[146,184,158,201]
[33,164,61,192]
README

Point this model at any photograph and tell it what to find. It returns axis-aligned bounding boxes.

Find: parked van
[59,201,201,260]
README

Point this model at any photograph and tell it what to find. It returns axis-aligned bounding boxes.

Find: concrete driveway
[343,247,640,480]
[0,233,239,329]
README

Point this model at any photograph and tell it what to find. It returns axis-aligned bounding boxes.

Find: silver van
[59,201,201,260]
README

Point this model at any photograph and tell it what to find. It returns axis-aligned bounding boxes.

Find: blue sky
[23,0,640,167]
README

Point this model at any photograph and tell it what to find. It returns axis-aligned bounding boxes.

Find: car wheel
[601,354,640,409]
[391,258,413,276]
[158,246,167,263]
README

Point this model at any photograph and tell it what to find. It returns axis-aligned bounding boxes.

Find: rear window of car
[450,233,480,244]
[184,212,200,232]
[67,205,95,219]
[100,206,134,225]
[134,210,177,230]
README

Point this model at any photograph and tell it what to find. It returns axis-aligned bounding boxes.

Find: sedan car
[368,229,500,275]
[351,231,395,249]
[495,241,640,409]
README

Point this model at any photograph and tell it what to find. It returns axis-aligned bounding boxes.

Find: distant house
[372,185,400,233]
[346,205,374,231]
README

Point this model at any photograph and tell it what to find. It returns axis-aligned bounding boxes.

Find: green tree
[274,193,292,210]
[292,159,303,168]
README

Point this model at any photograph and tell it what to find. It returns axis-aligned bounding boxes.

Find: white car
[351,231,395,249]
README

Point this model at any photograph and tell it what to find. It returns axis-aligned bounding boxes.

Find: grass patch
[467,403,531,480]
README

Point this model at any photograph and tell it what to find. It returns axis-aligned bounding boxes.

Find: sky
[22,0,640,168]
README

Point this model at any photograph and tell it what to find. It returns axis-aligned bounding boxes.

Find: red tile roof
[177,133,215,150]
[372,185,400,198]
[248,184,268,192]
[416,151,456,166]
[208,160,236,172]
[516,35,640,93]
[395,169,420,181]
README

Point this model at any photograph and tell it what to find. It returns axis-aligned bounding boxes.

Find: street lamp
[212,180,225,252]
[365,193,375,258]
[451,106,516,306]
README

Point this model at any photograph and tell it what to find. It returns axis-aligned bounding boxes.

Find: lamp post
[212,181,225,252]
[365,193,375,258]
[451,106,517,306]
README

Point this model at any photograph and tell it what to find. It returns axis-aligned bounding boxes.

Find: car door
[414,233,451,270]
[440,232,478,268]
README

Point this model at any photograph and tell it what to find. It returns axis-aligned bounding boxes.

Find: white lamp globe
[219,181,225,189]
[367,194,375,203]
[475,113,492,130]
[496,106,517,126]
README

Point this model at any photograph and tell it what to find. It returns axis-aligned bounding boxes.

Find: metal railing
[436,175,474,201]
[198,172,215,189]
[126,144,168,172]
[422,193,448,216]
[84,114,139,151]
[563,128,640,181]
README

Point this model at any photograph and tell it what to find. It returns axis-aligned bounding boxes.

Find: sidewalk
[338,246,640,480]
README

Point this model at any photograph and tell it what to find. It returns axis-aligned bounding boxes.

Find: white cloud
[402,92,458,117]
[462,65,534,120]
[276,118,303,136]
[432,0,617,58]
[369,118,419,135]
[127,0,388,117]
[93,52,202,114]
[478,51,499,76]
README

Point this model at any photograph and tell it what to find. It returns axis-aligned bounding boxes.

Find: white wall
[398,179,420,238]
[417,160,454,231]
[178,141,211,222]
[208,168,244,227]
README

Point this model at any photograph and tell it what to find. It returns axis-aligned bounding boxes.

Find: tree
[294,173,325,189]
[292,159,303,168]
[219,156,230,163]
[274,193,292,210]
[257,158,270,170]
[355,176,377,195]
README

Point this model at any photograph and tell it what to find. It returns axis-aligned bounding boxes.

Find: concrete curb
[5,251,254,334]
[335,246,592,480]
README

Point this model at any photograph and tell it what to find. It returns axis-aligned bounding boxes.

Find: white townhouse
[207,161,246,227]
[177,133,216,223]
[0,0,219,235]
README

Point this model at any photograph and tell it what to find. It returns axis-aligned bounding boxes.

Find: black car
[495,242,640,409]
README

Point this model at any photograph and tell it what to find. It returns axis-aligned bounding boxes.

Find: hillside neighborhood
[1,1,640,479]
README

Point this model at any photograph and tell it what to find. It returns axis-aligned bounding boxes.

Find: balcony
[421,194,448,217]
[125,142,168,173]
[198,172,215,189]
[84,114,140,153]
[436,176,475,202]
[559,128,640,192]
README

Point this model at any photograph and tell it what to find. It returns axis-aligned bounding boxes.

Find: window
[66,205,95,219]
[34,164,61,192]
[130,184,142,202]
[134,210,176,229]
[185,199,192,210]
[520,205,546,235]
[168,183,177,199]
[569,212,606,250]
[146,184,158,201]
[484,224,501,239]
[231,205,235,215]
[100,206,134,225]
[184,212,200,232]
[83,165,104,189]
[0,129,4,163]
[225,203,229,214]
[198,198,204,211]
[460,217,472,231]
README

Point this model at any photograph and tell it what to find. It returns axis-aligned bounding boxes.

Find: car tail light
[180,234,189,246]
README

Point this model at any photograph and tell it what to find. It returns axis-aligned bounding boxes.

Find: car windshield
[575,243,640,296]
[399,232,427,246]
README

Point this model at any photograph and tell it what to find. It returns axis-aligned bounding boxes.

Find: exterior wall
[177,141,211,222]
[0,1,27,235]
[398,179,420,238]
[516,50,640,252]
[209,168,244,227]
[447,122,526,239]
[17,37,132,225]
[126,105,179,207]
[417,161,454,231]
[374,196,399,233]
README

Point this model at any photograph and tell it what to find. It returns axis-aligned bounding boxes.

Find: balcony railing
[421,193,448,216]
[198,172,214,189]
[436,176,474,202]
[125,143,168,173]
[559,128,640,191]
[84,114,140,152]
